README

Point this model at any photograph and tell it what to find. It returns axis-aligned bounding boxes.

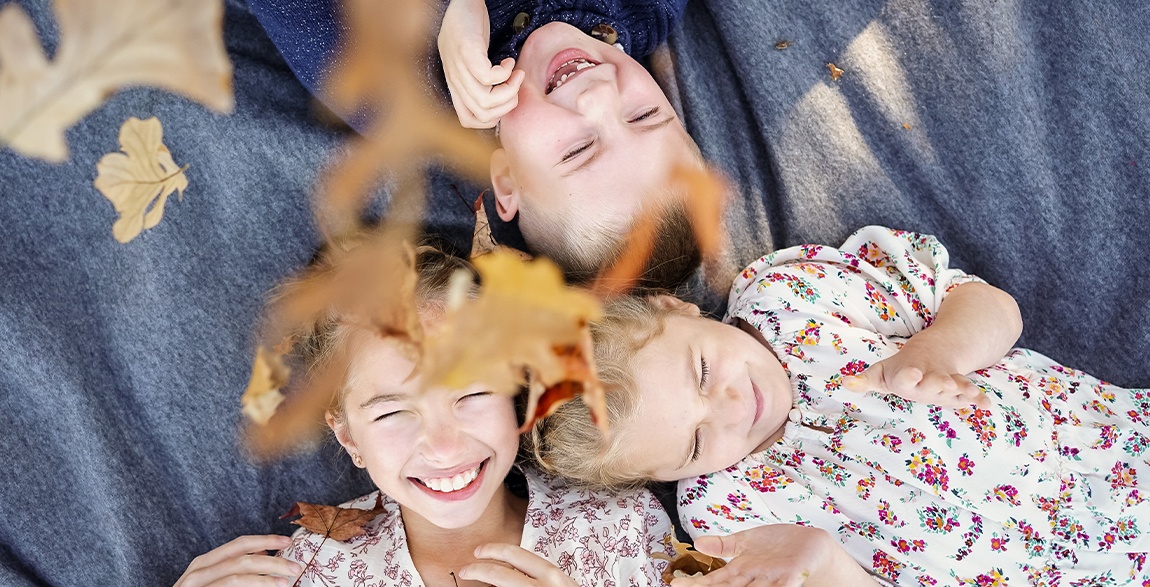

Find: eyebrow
[359,393,403,410]
[560,116,677,178]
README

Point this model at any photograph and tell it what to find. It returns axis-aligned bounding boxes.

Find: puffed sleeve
[727,225,984,342]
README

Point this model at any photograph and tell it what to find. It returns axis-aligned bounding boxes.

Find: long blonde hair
[526,295,679,491]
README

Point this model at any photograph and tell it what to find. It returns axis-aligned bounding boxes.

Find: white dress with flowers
[281,465,675,587]
[676,226,1150,586]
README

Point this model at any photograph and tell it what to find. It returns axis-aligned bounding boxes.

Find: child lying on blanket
[173,247,676,587]
[530,226,1150,585]
[439,0,706,284]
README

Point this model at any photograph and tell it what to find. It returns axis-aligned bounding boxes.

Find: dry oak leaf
[281,493,386,542]
[470,195,531,261]
[422,250,607,431]
[94,116,188,243]
[0,0,233,162]
[653,536,727,583]
[241,346,290,426]
[827,62,845,81]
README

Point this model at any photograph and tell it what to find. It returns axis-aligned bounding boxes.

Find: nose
[418,412,465,463]
[707,384,744,427]
[574,75,621,120]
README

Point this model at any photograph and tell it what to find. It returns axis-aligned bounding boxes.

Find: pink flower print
[840,359,869,377]
[1110,461,1138,489]
[557,551,576,575]
[918,504,960,534]
[906,447,950,493]
[1099,532,1118,551]
[877,434,903,453]
[1094,425,1120,450]
[1126,490,1145,506]
[988,484,1020,506]
[798,244,824,259]
[794,319,821,346]
[1030,449,1048,462]
[1088,399,1117,417]
[916,575,939,586]
[909,428,926,444]
[830,311,852,325]
[877,500,904,527]
[857,475,876,500]
[956,407,996,448]
[990,534,1009,552]
[871,550,905,582]
[864,282,898,321]
[744,466,792,493]
[689,517,711,531]
[890,537,925,554]
[1059,445,1082,460]
[969,569,1007,586]
[956,455,975,476]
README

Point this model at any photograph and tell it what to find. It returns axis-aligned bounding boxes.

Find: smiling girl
[174,247,675,587]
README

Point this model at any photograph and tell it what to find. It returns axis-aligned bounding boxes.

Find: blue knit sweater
[247,0,687,107]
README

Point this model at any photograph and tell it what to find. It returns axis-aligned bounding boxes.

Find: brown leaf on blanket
[653,536,728,583]
[281,492,386,542]
[93,117,189,243]
[0,0,232,162]
[827,62,845,81]
[421,250,606,432]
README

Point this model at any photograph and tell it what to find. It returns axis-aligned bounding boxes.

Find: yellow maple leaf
[241,346,290,426]
[422,250,608,431]
[0,0,232,162]
[94,116,188,243]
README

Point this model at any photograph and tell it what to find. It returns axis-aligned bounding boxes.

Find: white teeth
[548,59,597,92]
[576,61,594,71]
[420,465,480,493]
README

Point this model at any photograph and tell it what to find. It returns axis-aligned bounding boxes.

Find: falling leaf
[827,62,845,81]
[775,40,791,50]
[281,493,386,542]
[652,536,727,583]
[93,116,188,243]
[0,0,233,162]
[422,250,606,432]
[241,346,290,426]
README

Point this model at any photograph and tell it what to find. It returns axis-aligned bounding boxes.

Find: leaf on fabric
[0,0,232,162]
[241,346,290,426]
[470,195,532,260]
[93,116,188,243]
[281,493,386,542]
[653,536,727,582]
[422,250,606,432]
[827,62,845,81]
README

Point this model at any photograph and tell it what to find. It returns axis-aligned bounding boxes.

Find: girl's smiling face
[330,332,520,530]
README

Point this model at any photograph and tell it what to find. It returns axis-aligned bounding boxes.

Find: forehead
[344,334,420,401]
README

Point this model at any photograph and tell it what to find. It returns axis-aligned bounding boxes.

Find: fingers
[187,535,294,570]
[446,54,525,128]
[459,543,575,586]
[846,363,988,409]
[692,534,738,558]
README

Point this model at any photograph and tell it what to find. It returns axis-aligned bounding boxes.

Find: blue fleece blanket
[0,0,1146,584]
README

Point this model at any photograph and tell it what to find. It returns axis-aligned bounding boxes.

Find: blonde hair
[277,239,476,422]
[526,295,679,491]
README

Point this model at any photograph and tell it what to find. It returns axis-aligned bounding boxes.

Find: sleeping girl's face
[616,313,793,481]
[330,332,520,530]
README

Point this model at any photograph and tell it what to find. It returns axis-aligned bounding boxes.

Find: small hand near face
[669,525,880,587]
[438,0,525,129]
[844,343,990,409]
[173,535,301,587]
[457,543,577,586]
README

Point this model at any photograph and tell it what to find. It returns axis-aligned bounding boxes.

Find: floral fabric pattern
[678,226,1150,585]
[282,466,675,586]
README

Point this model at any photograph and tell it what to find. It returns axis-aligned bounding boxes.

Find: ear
[650,294,701,316]
[326,411,361,464]
[489,148,521,222]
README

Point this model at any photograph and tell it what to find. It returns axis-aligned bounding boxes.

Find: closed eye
[699,356,710,389]
[628,107,659,123]
[689,429,703,463]
[373,411,400,422]
[561,141,594,163]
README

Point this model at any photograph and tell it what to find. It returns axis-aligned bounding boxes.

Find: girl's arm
[669,524,886,587]
[846,281,1023,408]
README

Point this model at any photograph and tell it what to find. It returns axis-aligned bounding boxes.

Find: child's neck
[402,482,529,587]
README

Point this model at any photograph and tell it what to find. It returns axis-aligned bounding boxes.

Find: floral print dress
[282,466,675,586]
[676,226,1150,586]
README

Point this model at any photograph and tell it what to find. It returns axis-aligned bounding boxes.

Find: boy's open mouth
[546,58,599,94]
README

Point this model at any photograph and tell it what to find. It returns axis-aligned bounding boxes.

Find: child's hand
[438,0,525,129]
[458,543,577,586]
[670,525,881,587]
[173,535,300,587]
[844,345,990,409]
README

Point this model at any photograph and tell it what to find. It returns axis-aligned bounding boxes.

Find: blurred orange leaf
[281,493,386,542]
[423,250,606,431]
[93,116,188,243]
[653,536,727,582]
[241,346,290,426]
[0,0,232,162]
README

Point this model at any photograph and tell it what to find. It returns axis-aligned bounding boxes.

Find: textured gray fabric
[2,0,1149,585]
[669,0,1150,387]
